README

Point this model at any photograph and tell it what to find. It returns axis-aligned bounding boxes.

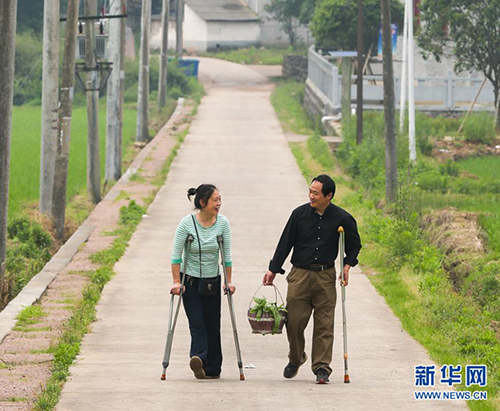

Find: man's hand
[338,264,351,286]
[263,271,276,286]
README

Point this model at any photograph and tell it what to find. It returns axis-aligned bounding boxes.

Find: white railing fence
[307,45,495,111]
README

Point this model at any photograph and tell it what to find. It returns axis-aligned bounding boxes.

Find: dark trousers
[182,275,222,377]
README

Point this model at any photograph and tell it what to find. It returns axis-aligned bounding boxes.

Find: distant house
[151,0,260,52]
[245,0,313,46]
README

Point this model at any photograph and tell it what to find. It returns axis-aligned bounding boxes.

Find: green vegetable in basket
[249,296,287,334]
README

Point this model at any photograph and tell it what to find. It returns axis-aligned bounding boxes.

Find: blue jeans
[182,275,222,377]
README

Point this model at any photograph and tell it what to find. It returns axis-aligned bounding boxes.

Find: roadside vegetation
[32,200,146,411]
[199,45,306,66]
[270,79,500,411]
[2,30,204,311]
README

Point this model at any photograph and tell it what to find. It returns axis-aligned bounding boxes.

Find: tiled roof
[185,0,259,22]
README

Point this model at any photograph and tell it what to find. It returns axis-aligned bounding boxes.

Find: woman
[170,184,235,380]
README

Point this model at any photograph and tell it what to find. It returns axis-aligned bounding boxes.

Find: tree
[158,0,170,109]
[106,0,125,182]
[84,0,101,204]
[136,0,151,143]
[381,0,398,203]
[264,0,303,50]
[16,0,43,34]
[418,0,500,130]
[356,0,364,145]
[40,0,60,214]
[0,0,18,288]
[311,0,403,51]
[52,0,79,240]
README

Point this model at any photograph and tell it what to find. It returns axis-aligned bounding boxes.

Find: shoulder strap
[191,214,203,278]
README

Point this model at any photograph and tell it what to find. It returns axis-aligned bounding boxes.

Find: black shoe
[315,368,330,384]
[284,362,300,379]
[283,353,308,379]
[205,375,220,380]
[189,356,206,379]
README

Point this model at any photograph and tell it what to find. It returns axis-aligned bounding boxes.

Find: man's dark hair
[187,184,218,209]
[311,174,336,198]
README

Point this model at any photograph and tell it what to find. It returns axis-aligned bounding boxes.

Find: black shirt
[269,203,362,274]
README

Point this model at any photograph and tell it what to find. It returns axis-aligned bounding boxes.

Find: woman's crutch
[338,226,350,383]
[217,235,245,381]
[160,234,194,380]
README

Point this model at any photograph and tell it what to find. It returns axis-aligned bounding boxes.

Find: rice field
[9,104,137,216]
[457,155,500,179]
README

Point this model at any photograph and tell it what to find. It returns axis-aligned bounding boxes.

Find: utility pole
[40,0,60,215]
[158,0,170,110]
[176,0,184,57]
[356,0,364,145]
[399,0,409,134]
[136,0,151,143]
[381,0,398,202]
[106,0,124,181]
[407,0,416,163]
[0,0,18,287]
[341,58,352,122]
[84,0,101,203]
[52,0,79,241]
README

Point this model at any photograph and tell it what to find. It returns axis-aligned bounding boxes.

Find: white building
[151,0,260,53]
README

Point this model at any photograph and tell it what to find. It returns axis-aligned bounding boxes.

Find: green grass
[199,46,305,65]
[271,80,315,135]
[420,192,500,214]
[16,305,45,327]
[271,86,500,411]
[32,100,199,411]
[9,104,137,216]
[458,156,500,179]
[4,397,29,402]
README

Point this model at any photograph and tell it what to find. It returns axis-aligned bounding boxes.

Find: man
[263,174,361,384]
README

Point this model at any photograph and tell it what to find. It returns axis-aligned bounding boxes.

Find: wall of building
[150,4,208,52]
[206,21,260,50]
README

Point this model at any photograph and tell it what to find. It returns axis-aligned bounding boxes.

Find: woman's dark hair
[311,174,336,198]
[187,184,218,209]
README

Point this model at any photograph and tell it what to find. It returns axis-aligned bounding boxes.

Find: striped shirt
[171,214,232,278]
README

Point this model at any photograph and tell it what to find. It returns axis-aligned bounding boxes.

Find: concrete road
[56,58,467,411]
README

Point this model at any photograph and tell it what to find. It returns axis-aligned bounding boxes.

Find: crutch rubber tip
[344,375,350,383]
[240,374,245,381]
[160,374,166,380]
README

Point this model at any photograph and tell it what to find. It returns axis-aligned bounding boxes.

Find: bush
[415,170,448,193]
[463,112,496,145]
[4,217,53,302]
[119,200,146,226]
[462,261,500,318]
[123,57,202,103]
[439,160,459,177]
[13,33,43,105]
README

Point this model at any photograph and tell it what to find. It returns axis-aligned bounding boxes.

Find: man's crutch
[160,234,194,380]
[217,235,245,381]
[338,226,350,383]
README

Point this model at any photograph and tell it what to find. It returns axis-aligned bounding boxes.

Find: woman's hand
[224,283,236,295]
[170,282,185,295]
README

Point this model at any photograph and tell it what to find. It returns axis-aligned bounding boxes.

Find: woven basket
[247,284,286,335]
[247,309,286,335]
